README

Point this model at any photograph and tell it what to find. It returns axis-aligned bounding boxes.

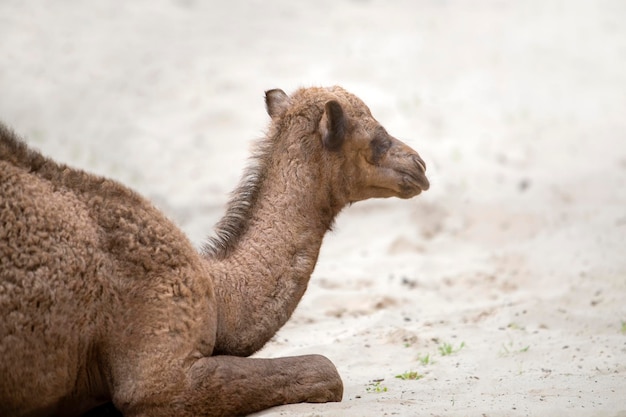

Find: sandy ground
[2,0,625,415]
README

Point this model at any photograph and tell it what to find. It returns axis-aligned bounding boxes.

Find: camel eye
[369,134,392,164]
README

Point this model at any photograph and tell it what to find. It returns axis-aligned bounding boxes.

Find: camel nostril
[412,155,426,173]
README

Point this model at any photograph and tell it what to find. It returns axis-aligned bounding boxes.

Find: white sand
[2,1,625,415]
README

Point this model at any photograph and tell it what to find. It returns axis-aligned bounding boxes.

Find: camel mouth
[393,151,429,196]
[399,153,429,188]
[406,170,430,190]
[396,166,430,198]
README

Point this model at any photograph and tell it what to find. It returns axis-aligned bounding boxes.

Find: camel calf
[0,86,429,416]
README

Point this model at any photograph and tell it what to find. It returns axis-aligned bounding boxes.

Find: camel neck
[206,144,341,356]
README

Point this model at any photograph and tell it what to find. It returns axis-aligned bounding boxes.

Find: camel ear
[265,89,291,119]
[320,100,346,151]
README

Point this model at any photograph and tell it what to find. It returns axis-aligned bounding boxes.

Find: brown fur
[0,86,429,417]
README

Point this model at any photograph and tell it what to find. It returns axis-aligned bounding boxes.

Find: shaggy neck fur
[203,115,343,356]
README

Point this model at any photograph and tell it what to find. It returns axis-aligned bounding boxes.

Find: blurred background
[2,0,625,233]
[2,0,625,414]
[3,0,623,246]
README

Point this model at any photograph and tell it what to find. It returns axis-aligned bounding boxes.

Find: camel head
[265,86,430,204]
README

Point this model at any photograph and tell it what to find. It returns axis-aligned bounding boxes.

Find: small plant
[395,370,423,380]
[621,320,626,334]
[499,341,530,356]
[438,341,466,356]
[417,353,433,366]
[366,379,388,393]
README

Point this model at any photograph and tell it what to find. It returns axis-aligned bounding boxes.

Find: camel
[0,86,430,417]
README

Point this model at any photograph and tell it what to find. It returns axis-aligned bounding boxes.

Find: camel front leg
[119,354,343,417]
